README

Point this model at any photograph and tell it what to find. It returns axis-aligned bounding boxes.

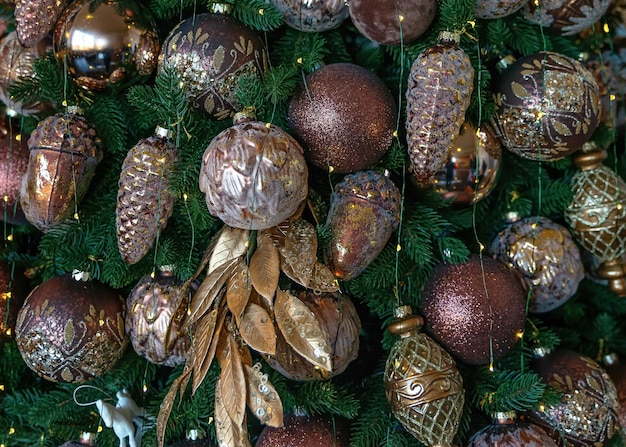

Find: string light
[259,8,264,15]
[7,428,14,435]
[396,244,402,252]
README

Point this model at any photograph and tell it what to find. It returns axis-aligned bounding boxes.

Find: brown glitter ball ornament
[0,120,29,225]
[489,216,584,313]
[20,108,103,232]
[269,0,349,32]
[530,349,619,447]
[430,122,502,206]
[263,291,361,381]
[604,354,626,430]
[348,0,436,45]
[491,52,601,161]
[199,112,308,230]
[565,144,626,296]
[474,0,529,18]
[384,306,465,447]
[326,170,401,281]
[159,7,268,120]
[255,413,350,447]
[0,260,27,340]
[419,255,526,366]
[288,63,397,173]
[15,0,69,47]
[523,0,610,36]
[15,273,128,383]
[57,432,96,447]
[53,0,159,91]
[406,32,475,187]
[116,127,177,265]
[466,412,559,447]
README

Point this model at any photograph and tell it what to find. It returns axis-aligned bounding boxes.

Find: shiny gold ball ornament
[523,0,611,36]
[53,0,160,91]
[384,306,465,447]
[492,52,601,161]
[15,0,69,47]
[268,0,349,32]
[199,112,308,230]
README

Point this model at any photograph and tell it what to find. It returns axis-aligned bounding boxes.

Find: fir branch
[294,381,360,419]
[472,369,549,415]
[86,95,130,155]
[438,0,475,34]
[232,0,283,31]
[437,236,470,264]
[149,0,197,20]
[349,373,396,447]
[272,28,329,71]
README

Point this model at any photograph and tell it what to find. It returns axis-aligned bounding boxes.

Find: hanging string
[73,384,115,407]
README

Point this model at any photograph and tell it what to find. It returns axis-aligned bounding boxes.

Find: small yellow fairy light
[183,193,188,201]
[328,165,334,173]
[15,135,21,142]
[97,426,103,433]
[0,384,4,391]
[99,319,105,326]
[6,234,12,242]
[259,8,264,15]
[604,23,610,33]
[397,14,404,22]
[534,0,539,5]
[266,122,272,129]
[393,129,398,138]
[478,242,485,252]
[617,203,623,211]
[8,428,15,435]
[396,244,402,252]
[143,384,148,393]
[151,270,156,279]
[4,329,10,336]
[489,362,494,372]
[539,404,545,412]
[516,330,524,339]
[74,212,79,220]
[610,94,617,101]
[2,292,10,300]
[296,57,303,64]
[536,110,544,120]
[2,195,7,202]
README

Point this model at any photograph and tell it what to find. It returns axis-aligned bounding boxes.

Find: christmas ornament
[530,349,619,447]
[269,0,349,32]
[348,0,436,45]
[53,0,159,91]
[565,144,626,296]
[199,111,308,230]
[159,6,268,119]
[116,126,177,265]
[325,170,401,280]
[0,119,29,225]
[288,63,397,173]
[492,52,601,161]
[384,306,465,446]
[466,411,559,447]
[125,267,190,366]
[20,107,103,232]
[431,122,502,206]
[264,291,361,381]
[255,413,350,447]
[57,432,97,447]
[93,389,145,447]
[168,430,213,447]
[0,260,26,340]
[523,0,611,36]
[474,0,529,18]
[406,32,475,186]
[419,255,526,365]
[15,0,69,47]
[604,354,626,429]
[489,215,584,313]
[15,273,128,383]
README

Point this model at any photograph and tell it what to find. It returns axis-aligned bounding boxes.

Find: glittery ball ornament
[159,8,268,120]
[384,306,465,447]
[466,412,558,447]
[116,127,177,265]
[53,0,159,91]
[406,32,475,187]
[15,273,128,383]
[15,0,69,47]
[0,120,30,225]
[489,216,584,313]
[431,122,502,206]
[264,291,361,381]
[492,52,601,161]
[348,0,436,45]
[288,63,397,173]
[474,0,529,18]
[0,260,27,340]
[20,108,103,232]
[565,145,626,296]
[199,113,308,230]
[420,255,526,365]
[325,170,401,280]
[530,349,619,447]
[604,355,626,430]
[523,0,611,36]
[126,268,190,366]
[255,413,350,447]
[268,0,349,32]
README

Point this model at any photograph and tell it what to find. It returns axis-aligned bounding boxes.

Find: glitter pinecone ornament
[15,0,69,47]
[466,412,559,447]
[384,306,465,447]
[406,31,475,186]
[116,126,177,265]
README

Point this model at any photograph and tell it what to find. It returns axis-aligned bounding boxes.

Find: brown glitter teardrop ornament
[466,412,559,447]
[255,413,351,447]
[522,0,611,36]
[384,306,465,447]
[15,273,128,383]
[15,0,68,47]
[0,120,29,225]
[199,112,308,230]
[116,127,177,265]
[0,260,27,340]
[406,32,475,186]
[326,170,401,281]
[268,0,349,32]
[474,0,530,19]
[20,108,103,232]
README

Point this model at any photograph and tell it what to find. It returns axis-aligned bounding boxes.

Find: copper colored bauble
[419,255,526,365]
[431,122,501,206]
[199,113,308,230]
[15,0,69,47]
[492,52,601,161]
[126,268,190,367]
[489,216,584,313]
[255,413,350,447]
[288,63,397,173]
[523,0,611,36]
[325,170,401,281]
[53,0,159,91]
[604,356,626,429]
[466,412,558,447]
[117,127,176,265]
[384,306,465,447]
[348,0,436,45]
[406,32,475,186]
[264,291,361,381]
[269,0,349,32]
[159,10,268,120]
[20,108,103,232]
[15,274,128,383]
[530,349,619,447]
[0,260,27,340]
[0,120,29,225]
[474,0,529,18]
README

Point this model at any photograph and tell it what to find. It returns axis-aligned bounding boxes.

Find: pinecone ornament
[14,0,69,47]
[117,127,177,265]
[406,31,474,187]
[384,306,465,447]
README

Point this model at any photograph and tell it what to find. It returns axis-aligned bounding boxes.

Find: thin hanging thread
[73,384,115,407]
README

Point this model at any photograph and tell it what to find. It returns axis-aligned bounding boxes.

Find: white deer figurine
[95,389,145,447]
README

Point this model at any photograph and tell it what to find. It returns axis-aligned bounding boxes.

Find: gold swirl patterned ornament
[384,306,465,447]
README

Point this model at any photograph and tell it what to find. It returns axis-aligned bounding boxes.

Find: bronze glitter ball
[255,413,350,447]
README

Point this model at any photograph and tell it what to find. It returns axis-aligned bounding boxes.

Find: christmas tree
[1,0,626,446]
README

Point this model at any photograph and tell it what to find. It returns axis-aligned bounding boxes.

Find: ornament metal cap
[438,30,460,44]
[389,306,424,337]
[209,2,233,14]
[71,270,91,281]
[154,125,174,139]
[6,107,18,117]
[65,105,82,115]
[604,352,619,366]
[532,346,551,358]
[492,411,516,424]
[78,432,96,446]
[233,107,257,124]
[497,55,516,71]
